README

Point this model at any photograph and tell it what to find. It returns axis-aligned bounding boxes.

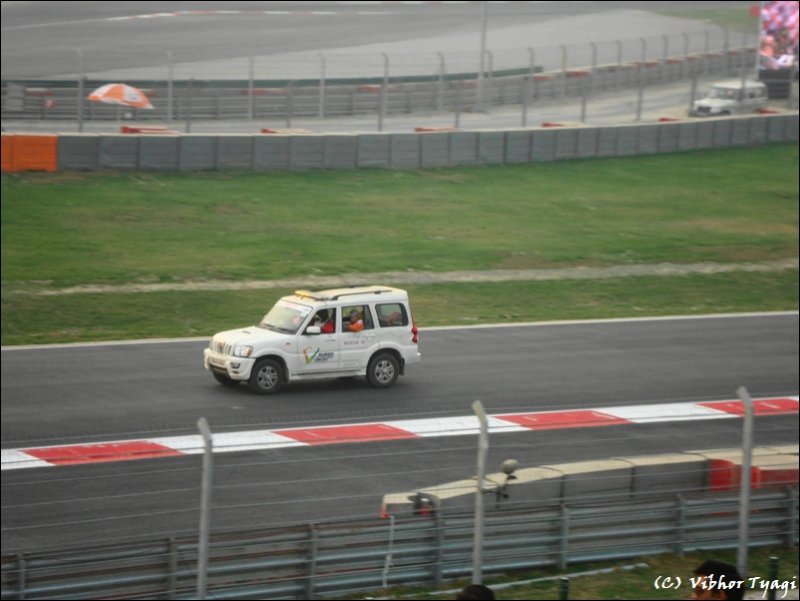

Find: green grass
[357,546,798,600]
[2,271,796,346]
[1,146,797,345]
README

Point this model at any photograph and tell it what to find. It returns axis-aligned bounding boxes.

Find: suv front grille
[215,341,233,356]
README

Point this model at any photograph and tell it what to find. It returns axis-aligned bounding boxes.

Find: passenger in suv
[203,286,420,394]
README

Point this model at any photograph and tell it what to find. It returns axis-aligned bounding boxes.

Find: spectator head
[456,584,495,600]
[692,560,744,600]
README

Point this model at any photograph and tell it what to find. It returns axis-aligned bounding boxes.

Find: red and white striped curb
[2,396,797,471]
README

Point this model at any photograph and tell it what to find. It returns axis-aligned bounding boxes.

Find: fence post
[559,577,570,601]
[167,537,178,600]
[454,81,462,129]
[590,42,597,94]
[675,495,686,556]
[306,523,319,600]
[286,80,294,128]
[636,38,646,121]
[560,44,568,99]
[616,40,623,89]
[521,76,531,127]
[248,56,255,120]
[476,0,488,112]
[379,53,389,132]
[740,31,749,89]
[767,557,779,601]
[434,512,445,585]
[319,54,326,119]
[722,26,731,74]
[437,52,446,112]
[17,553,27,600]
[196,417,213,600]
[788,487,799,546]
[662,34,669,83]
[185,78,193,134]
[559,504,570,570]
[472,400,489,585]
[580,75,588,123]
[167,51,174,122]
[736,386,754,580]
[76,50,85,132]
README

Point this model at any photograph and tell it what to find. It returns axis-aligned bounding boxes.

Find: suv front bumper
[204,348,256,381]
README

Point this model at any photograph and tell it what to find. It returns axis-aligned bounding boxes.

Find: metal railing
[1,32,758,126]
[2,488,797,600]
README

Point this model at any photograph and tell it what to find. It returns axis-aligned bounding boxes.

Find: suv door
[296,308,341,374]
[340,304,378,369]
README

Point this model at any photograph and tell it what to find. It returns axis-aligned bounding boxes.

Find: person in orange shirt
[347,309,364,332]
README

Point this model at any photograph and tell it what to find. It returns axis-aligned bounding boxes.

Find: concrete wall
[380,444,799,517]
[26,113,800,173]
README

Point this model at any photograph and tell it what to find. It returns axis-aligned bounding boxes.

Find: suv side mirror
[305,326,321,336]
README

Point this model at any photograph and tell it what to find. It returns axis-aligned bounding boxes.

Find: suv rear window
[377,303,408,327]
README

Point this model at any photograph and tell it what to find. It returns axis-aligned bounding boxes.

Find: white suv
[203,285,421,394]
[690,79,769,117]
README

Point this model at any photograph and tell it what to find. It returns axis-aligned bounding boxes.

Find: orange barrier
[709,458,799,492]
[541,122,565,128]
[1,134,13,172]
[120,126,179,134]
[658,117,681,122]
[260,128,312,134]
[413,127,462,133]
[0,134,58,173]
[243,88,285,96]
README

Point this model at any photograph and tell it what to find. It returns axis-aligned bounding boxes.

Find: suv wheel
[367,353,399,388]
[249,358,284,394]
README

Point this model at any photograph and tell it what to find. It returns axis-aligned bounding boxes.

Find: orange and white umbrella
[87,83,153,109]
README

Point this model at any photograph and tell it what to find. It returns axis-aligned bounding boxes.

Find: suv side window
[377,303,408,327]
[342,305,374,331]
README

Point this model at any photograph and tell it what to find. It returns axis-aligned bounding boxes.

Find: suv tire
[367,352,400,388]
[249,358,284,394]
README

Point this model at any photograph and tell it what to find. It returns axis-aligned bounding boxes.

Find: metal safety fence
[1,32,759,125]
[2,488,797,600]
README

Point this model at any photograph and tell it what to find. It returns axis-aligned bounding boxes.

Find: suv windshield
[708,87,740,100]
[259,300,312,334]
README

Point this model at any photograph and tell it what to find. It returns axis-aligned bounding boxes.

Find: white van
[203,286,420,394]
[690,80,769,117]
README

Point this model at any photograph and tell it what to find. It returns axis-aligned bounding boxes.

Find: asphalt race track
[2,314,798,551]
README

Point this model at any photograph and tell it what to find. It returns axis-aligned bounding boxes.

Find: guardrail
[1,489,797,600]
[2,112,797,174]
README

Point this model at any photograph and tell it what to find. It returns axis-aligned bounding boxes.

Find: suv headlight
[233,345,254,358]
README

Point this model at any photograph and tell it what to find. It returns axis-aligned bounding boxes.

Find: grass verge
[1,271,796,345]
[356,546,798,600]
[1,146,797,345]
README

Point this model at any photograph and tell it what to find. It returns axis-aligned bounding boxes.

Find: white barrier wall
[55,113,799,172]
